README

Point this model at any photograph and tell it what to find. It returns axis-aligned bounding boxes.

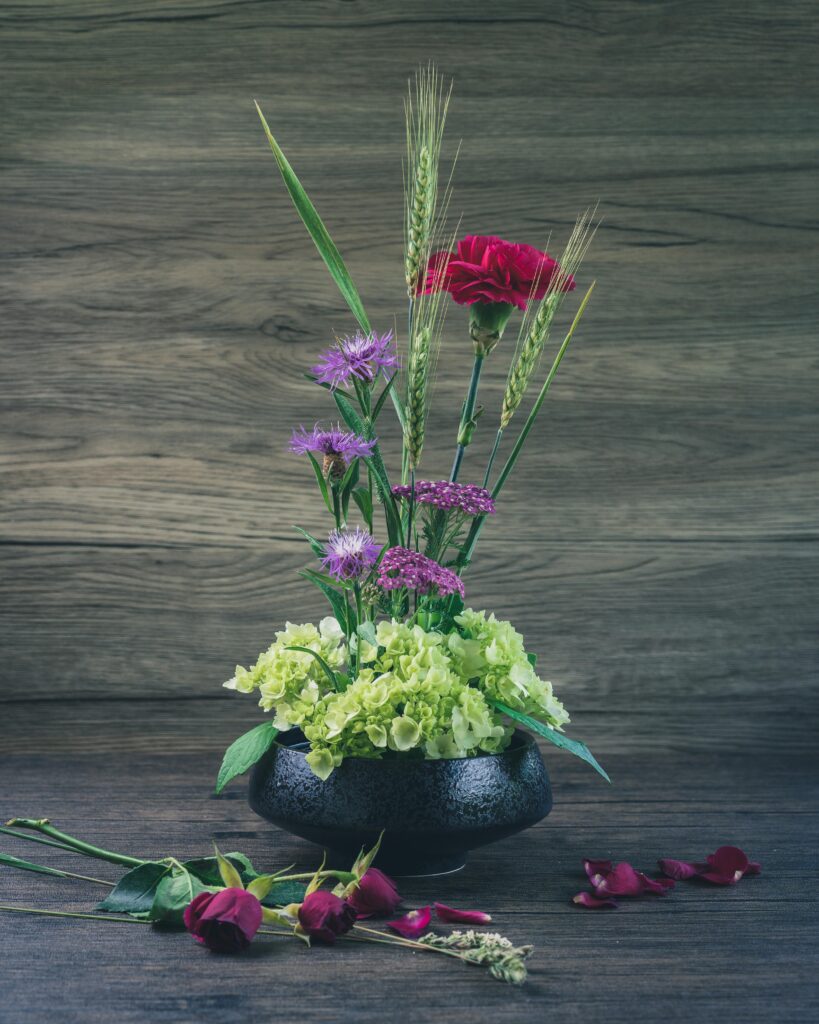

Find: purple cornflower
[312,331,398,390]
[391,480,496,517]
[290,424,376,480]
[322,527,381,581]
[377,547,465,599]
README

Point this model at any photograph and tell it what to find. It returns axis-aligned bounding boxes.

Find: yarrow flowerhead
[423,235,574,311]
[377,546,465,598]
[322,527,381,581]
[289,424,375,480]
[312,330,398,390]
[392,480,496,517]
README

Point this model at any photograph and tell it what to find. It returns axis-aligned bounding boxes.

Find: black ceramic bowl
[248,728,552,876]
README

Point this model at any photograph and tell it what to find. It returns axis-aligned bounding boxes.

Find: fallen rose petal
[635,871,675,895]
[657,858,706,880]
[745,861,762,876]
[594,862,645,898]
[434,902,492,925]
[707,846,749,875]
[583,858,613,880]
[387,906,431,938]
[572,891,618,909]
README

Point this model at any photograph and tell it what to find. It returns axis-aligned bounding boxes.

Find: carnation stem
[450,354,484,482]
[5,819,144,869]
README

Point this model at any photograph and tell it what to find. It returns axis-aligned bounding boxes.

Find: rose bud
[298,890,357,944]
[346,868,401,919]
[183,888,262,953]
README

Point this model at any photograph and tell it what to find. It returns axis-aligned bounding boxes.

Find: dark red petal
[698,870,744,886]
[594,862,644,897]
[387,906,431,938]
[583,858,613,880]
[744,861,762,876]
[658,858,701,880]
[572,891,618,909]
[707,846,749,877]
[635,871,675,895]
[434,902,491,925]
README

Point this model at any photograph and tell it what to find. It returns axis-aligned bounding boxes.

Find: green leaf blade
[255,102,371,336]
[97,862,170,914]
[490,700,610,782]
[215,722,279,795]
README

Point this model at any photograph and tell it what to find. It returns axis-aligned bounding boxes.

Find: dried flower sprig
[418,930,534,985]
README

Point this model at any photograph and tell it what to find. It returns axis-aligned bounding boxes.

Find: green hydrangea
[302,621,510,779]
[449,609,569,730]
[223,617,346,730]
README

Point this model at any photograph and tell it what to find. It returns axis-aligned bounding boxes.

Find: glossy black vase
[248,728,552,876]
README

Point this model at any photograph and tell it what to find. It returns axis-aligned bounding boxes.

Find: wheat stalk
[500,209,598,429]
[404,65,452,296]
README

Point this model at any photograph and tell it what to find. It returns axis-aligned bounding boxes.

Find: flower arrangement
[217,67,607,793]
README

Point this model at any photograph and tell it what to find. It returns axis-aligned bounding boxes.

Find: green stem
[332,487,342,529]
[0,825,90,855]
[272,869,356,885]
[450,354,485,482]
[483,429,503,488]
[406,469,416,548]
[0,905,149,924]
[5,819,144,869]
[0,853,114,886]
[457,283,595,572]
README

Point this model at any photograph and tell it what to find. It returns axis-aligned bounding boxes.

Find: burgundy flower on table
[322,527,381,582]
[659,846,761,886]
[391,480,496,517]
[346,867,402,919]
[183,888,263,953]
[387,905,431,938]
[434,902,492,925]
[312,330,398,390]
[377,546,465,599]
[297,890,357,944]
[422,235,574,311]
[290,424,376,481]
[575,858,674,908]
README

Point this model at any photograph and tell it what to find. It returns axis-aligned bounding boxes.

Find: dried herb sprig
[419,929,535,985]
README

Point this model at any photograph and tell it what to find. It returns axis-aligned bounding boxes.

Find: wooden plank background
[1,2,817,1021]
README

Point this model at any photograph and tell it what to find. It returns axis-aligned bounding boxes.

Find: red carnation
[423,234,574,311]
[183,888,263,953]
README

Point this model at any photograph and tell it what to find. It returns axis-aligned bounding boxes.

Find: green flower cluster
[301,620,509,780]
[448,609,569,730]
[223,617,346,730]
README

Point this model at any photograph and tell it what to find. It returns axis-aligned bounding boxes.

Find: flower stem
[352,924,474,965]
[482,429,503,488]
[406,468,416,548]
[0,905,149,924]
[0,825,90,855]
[450,354,484,482]
[5,819,144,869]
[272,869,356,885]
[0,852,114,886]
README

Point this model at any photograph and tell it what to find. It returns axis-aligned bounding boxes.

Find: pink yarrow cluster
[391,480,496,517]
[377,546,465,598]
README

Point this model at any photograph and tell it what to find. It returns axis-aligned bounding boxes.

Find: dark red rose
[183,888,262,953]
[298,890,357,944]
[423,234,574,310]
[345,868,401,918]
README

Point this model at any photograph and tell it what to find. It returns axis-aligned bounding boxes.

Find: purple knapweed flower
[290,424,375,480]
[321,527,381,581]
[312,330,398,390]
[377,546,465,599]
[391,480,496,517]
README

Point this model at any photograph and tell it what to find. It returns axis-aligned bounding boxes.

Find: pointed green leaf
[215,846,244,889]
[299,569,351,630]
[215,722,279,795]
[285,645,338,690]
[352,487,373,528]
[183,853,258,886]
[294,525,325,559]
[147,869,211,925]
[97,862,171,914]
[357,621,377,649]
[256,102,371,335]
[490,700,610,782]
[306,451,334,515]
[0,852,79,880]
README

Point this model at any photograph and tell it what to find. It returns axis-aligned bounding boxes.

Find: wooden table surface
[2,2,818,1022]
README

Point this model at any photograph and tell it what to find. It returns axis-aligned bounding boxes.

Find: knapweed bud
[183,888,262,953]
[297,890,357,944]
[345,868,401,918]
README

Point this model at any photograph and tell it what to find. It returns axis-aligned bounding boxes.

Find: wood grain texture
[1,1,818,1020]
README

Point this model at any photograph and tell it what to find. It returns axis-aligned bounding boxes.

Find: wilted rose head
[422,235,574,311]
[298,890,357,944]
[346,867,401,918]
[183,888,263,953]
